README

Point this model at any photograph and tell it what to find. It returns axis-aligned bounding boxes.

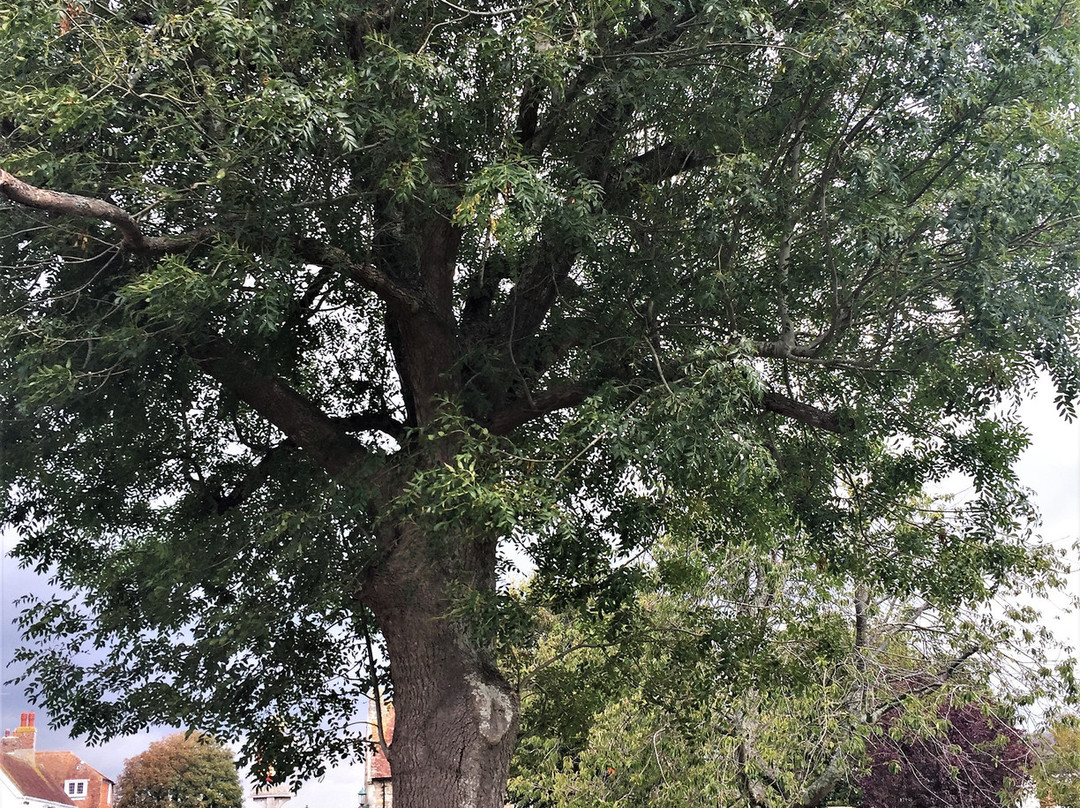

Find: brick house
[0,750,73,808]
[363,702,394,808]
[0,712,114,808]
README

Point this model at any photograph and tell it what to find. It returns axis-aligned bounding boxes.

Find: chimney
[1,711,37,761]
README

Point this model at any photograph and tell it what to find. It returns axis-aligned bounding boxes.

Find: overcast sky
[2,377,1078,807]
[1013,377,1080,652]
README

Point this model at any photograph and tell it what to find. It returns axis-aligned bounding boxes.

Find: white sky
[1,377,1078,806]
[1015,376,1080,652]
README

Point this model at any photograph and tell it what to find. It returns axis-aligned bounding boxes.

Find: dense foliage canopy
[115,732,243,808]
[505,501,1063,808]
[2,0,1080,804]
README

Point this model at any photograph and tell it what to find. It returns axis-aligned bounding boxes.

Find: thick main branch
[489,246,577,348]
[486,384,591,435]
[189,337,367,476]
[761,391,848,434]
[297,238,432,316]
[627,143,713,185]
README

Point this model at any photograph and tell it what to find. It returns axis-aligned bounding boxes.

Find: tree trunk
[359,213,519,807]
[363,522,519,808]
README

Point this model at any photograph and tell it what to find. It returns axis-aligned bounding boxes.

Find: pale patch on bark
[460,768,480,808]
[469,674,513,745]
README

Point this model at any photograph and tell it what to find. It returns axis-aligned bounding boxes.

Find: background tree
[506,490,1065,808]
[2,0,1080,806]
[1031,716,1080,808]
[115,732,243,808]
[858,701,1032,808]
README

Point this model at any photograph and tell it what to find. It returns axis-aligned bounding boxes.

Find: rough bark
[0,168,215,252]
[362,523,519,808]
[358,210,518,808]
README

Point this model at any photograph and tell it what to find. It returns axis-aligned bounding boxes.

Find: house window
[65,780,89,799]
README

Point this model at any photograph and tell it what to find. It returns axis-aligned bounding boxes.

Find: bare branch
[869,646,980,723]
[483,371,846,437]
[206,440,298,514]
[626,143,712,185]
[0,168,215,252]
[761,390,849,434]
[794,745,848,808]
[296,237,431,316]
[363,621,391,760]
[332,411,406,443]
[793,642,981,808]
[486,383,592,435]
[433,0,527,17]
[489,246,577,347]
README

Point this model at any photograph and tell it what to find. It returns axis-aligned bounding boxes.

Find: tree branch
[0,168,215,252]
[363,620,391,761]
[188,337,367,476]
[761,391,849,434]
[794,744,849,808]
[515,77,540,147]
[485,383,592,435]
[332,411,406,443]
[626,143,713,186]
[483,373,846,437]
[488,245,577,348]
[793,644,981,808]
[207,440,297,514]
[296,238,431,316]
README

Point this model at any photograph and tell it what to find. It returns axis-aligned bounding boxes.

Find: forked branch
[297,238,432,316]
[333,410,406,443]
[486,384,592,435]
[203,440,297,514]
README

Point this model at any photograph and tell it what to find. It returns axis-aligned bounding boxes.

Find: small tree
[116,732,243,808]
[1032,716,1080,808]
[858,702,1031,808]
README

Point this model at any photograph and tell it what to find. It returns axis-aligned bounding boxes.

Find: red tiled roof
[37,750,111,783]
[0,752,76,806]
[369,707,395,780]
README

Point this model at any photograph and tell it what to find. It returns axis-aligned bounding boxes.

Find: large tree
[2,0,1080,806]
[115,732,243,808]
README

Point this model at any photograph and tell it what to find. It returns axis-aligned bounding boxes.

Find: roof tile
[1,752,77,806]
